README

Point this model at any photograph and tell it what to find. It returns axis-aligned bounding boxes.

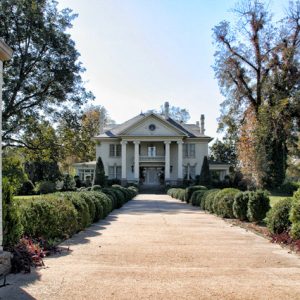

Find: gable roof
[94,112,212,139]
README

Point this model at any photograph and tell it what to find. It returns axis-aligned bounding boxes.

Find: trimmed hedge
[290,189,300,239]
[185,185,207,203]
[266,198,292,234]
[247,190,270,222]
[190,190,207,207]
[213,188,240,218]
[201,189,220,211]
[233,191,251,221]
[16,187,137,244]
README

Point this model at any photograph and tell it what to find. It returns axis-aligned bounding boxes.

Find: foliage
[276,181,300,196]
[57,106,113,172]
[210,138,237,166]
[34,180,56,195]
[2,148,27,193]
[200,189,220,210]
[266,198,292,234]
[199,156,211,186]
[94,156,106,186]
[20,117,61,162]
[1,0,93,147]
[22,195,78,239]
[25,161,61,184]
[247,190,270,222]
[213,188,240,218]
[213,0,300,188]
[190,190,207,207]
[2,178,23,248]
[290,189,300,239]
[233,192,250,221]
[159,104,190,123]
[185,185,207,203]
[56,174,76,191]
[91,185,102,191]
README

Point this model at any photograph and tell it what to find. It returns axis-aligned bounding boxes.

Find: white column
[121,141,127,180]
[133,141,140,180]
[0,41,13,250]
[177,140,183,179]
[164,141,171,180]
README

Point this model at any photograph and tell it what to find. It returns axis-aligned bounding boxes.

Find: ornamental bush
[88,192,104,221]
[266,198,292,234]
[174,189,186,201]
[2,178,23,247]
[233,191,251,221]
[204,189,220,212]
[78,192,96,224]
[191,190,207,207]
[247,190,270,222]
[167,188,178,198]
[22,195,78,239]
[185,185,207,203]
[290,189,300,239]
[34,180,56,194]
[214,188,240,218]
[91,185,102,191]
[63,192,90,231]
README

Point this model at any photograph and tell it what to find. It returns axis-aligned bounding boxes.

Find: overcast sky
[57,0,289,138]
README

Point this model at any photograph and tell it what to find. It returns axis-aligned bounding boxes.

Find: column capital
[176,140,183,145]
[133,140,140,145]
[164,140,171,145]
[120,140,128,145]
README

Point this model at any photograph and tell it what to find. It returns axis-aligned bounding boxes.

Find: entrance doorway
[140,167,164,185]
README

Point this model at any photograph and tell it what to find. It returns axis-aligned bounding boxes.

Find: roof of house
[94,112,212,139]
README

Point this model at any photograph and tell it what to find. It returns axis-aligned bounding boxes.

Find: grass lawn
[269,195,292,207]
[14,195,41,201]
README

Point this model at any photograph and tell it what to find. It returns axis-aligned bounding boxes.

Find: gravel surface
[1,194,300,300]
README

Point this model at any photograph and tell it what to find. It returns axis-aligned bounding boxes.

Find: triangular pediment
[119,114,188,137]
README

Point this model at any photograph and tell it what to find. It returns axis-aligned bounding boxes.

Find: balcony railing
[139,155,165,162]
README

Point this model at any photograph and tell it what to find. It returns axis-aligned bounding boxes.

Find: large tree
[213,0,300,187]
[58,105,113,172]
[0,0,93,146]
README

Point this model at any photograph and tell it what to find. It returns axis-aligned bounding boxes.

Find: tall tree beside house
[0,0,94,147]
[210,138,237,166]
[94,157,106,187]
[58,105,113,172]
[199,156,211,186]
[213,0,300,187]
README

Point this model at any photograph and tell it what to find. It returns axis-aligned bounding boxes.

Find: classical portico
[120,138,185,185]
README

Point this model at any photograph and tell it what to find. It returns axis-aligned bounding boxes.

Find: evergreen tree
[94,157,106,186]
[199,156,211,186]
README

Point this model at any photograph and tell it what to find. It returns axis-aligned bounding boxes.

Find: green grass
[269,195,292,207]
[14,195,41,201]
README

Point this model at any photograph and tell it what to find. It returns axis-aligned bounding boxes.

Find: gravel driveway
[1,194,300,299]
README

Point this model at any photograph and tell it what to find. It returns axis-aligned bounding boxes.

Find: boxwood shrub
[247,190,270,222]
[266,198,292,234]
[22,195,78,239]
[203,189,220,212]
[233,191,251,221]
[213,188,240,218]
[185,185,207,203]
[191,190,207,207]
[290,189,300,239]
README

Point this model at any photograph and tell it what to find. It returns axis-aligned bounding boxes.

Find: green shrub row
[7,186,138,247]
[168,187,270,222]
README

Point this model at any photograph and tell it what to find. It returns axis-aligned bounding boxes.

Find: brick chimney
[164,101,169,118]
[200,114,205,135]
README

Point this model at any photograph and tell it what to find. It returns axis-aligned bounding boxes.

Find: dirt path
[1,194,300,299]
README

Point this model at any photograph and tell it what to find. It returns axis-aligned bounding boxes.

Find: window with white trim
[109,144,121,157]
[108,165,122,179]
[183,144,195,158]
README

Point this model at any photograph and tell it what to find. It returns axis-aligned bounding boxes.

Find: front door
[145,167,159,184]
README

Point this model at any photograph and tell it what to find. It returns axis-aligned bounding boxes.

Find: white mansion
[74,102,230,186]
